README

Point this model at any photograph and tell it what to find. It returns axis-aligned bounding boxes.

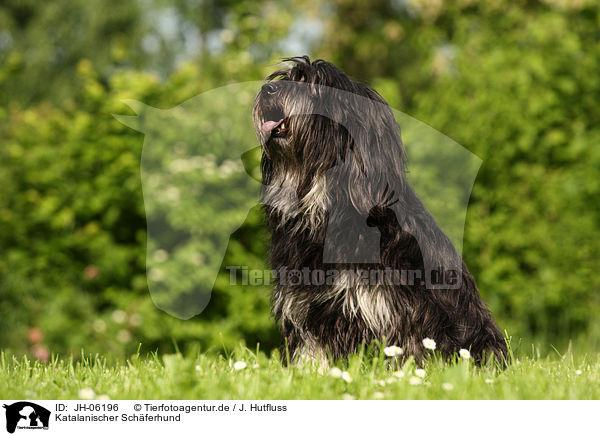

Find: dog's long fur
[253,56,506,364]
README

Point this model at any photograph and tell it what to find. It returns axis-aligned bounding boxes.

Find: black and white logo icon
[3,402,50,434]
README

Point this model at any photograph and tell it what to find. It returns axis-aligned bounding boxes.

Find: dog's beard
[253,83,336,235]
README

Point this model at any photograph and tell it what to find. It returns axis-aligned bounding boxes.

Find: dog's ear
[340,89,407,216]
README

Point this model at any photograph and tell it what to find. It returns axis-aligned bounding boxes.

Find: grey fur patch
[330,270,393,334]
[262,172,329,236]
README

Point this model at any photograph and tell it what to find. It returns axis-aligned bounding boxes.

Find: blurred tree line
[0,0,598,358]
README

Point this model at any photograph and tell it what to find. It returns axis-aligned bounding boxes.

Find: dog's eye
[280,122,286,130]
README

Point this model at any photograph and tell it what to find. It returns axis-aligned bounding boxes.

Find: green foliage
[0,61,278,358]
[1,346,599,399]
[0,0,146,105]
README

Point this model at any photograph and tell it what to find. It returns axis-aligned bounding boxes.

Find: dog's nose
[262,82,278,95]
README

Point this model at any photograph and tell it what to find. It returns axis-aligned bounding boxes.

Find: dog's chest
[277,270,395,336]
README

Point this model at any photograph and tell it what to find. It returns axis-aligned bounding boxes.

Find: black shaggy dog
[253,56,506,364]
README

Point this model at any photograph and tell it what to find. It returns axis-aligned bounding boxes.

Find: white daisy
[442,383,453,391]
[575,370,582,375]
[341,371,353,383]
[393,370,405,378]
[233,361,247,370]
[422,338,436,350]
[78,388,96,400]
[329,367,343,378]
[459,349,471,359]
[409,376,422,385]
[414,368,426,378]
[383,346,404,357]
[485,378,494,384]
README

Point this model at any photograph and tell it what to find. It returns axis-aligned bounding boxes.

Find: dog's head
[253,56,407,213]
[253,56,360,143]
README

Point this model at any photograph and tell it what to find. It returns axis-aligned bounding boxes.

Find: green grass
[1,346,599,400]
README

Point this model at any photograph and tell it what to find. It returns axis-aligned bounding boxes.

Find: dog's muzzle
[257,81,291,142]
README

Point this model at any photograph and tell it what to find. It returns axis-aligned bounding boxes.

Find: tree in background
[0,0,147,105]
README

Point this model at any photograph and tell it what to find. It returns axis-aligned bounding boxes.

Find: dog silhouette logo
[114,81,482,319]
[3,402,50,433]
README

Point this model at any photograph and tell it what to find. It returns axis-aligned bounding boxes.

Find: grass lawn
[1,346,598,400]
